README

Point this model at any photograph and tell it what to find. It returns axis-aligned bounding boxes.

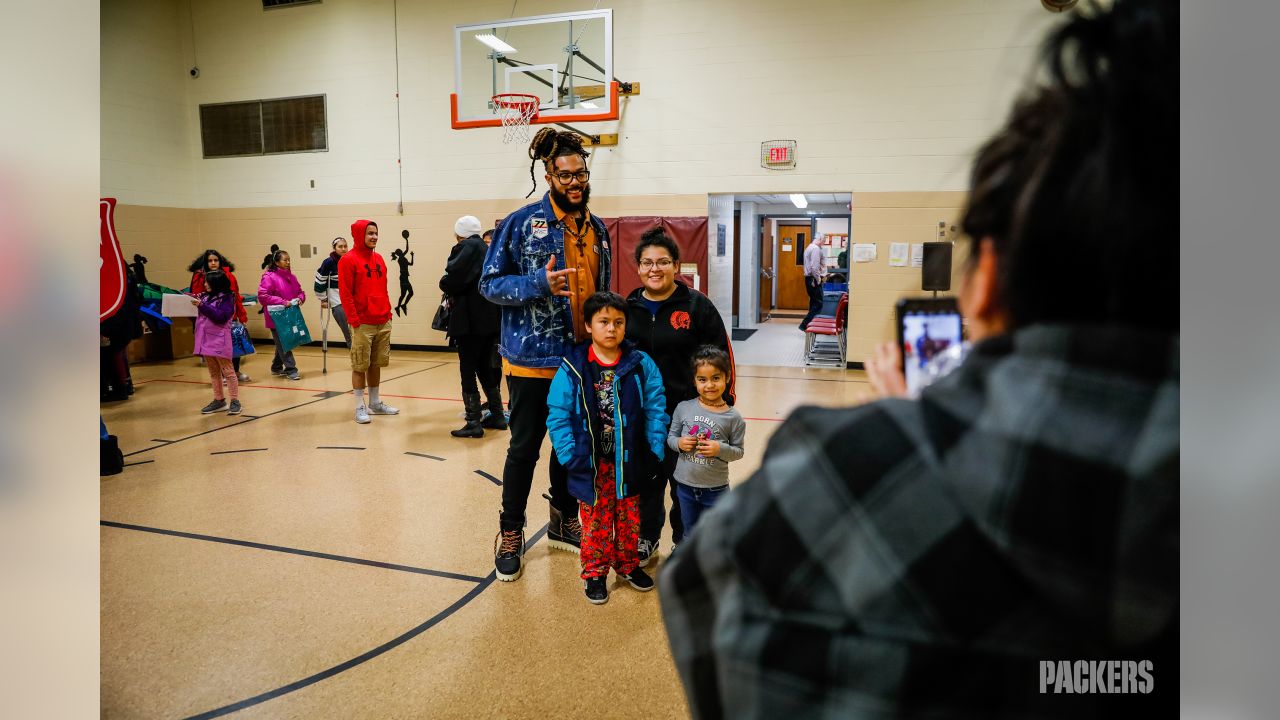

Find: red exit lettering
[770,147,789,162]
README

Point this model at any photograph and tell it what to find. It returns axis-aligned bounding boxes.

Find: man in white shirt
[799,233,826,330]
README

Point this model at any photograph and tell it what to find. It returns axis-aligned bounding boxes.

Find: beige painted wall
[101,0,195,207]
[117,193,707,345]
[103,0,1065,362]
[846,191,971,363]
[102,0,1057,207]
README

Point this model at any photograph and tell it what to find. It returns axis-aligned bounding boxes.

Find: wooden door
[758,220,773,322]
[777,224,811,310]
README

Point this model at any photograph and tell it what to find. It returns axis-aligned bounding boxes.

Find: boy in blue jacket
[547,292,668,604]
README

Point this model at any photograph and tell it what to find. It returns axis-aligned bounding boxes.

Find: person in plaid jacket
[659,2,1178,717]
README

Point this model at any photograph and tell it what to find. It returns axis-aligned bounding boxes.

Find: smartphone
[895,297,964,395]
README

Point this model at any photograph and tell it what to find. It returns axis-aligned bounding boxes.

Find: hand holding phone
[895,297,965,396]
[865,342,908,399]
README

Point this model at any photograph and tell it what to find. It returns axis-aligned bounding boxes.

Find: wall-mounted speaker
[921,242,952,291]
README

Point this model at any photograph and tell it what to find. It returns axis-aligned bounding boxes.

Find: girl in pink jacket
[258,245,306,380]
[193,270,242,415]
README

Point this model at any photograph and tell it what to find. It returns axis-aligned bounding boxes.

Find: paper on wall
[852,243,877,263]
[889,243,909,267]
[911,243,924,268]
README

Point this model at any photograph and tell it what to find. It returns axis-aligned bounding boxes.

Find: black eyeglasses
[550,170,590,184]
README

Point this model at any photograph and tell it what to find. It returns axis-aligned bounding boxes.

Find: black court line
[210,448,268,456]
[317,446,364,451]
[405,451,445,461]
[183,524,549,720]
[150,438,176,443]
[474,470,502,486]
[123,366,435,458]
[100,520,488,584]
[123,459,154,468]
[312,390,347,399]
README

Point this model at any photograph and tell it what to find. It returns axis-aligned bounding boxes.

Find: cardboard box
[161,293,198,317]
[144,319,195,360]
[126,337,147,364]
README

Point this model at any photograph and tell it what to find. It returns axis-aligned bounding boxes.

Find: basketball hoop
[492,93,540,144]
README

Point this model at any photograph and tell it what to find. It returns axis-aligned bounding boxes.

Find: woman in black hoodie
[625,226,735,566]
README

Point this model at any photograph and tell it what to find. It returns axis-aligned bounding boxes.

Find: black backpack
[101,434,124,476]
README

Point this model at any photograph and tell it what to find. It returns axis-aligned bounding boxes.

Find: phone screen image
[899,303,963,395]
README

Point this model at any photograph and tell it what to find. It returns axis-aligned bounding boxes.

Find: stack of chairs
[804,292,848,367]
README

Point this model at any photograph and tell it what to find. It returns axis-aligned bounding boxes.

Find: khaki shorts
[350,320,392,372]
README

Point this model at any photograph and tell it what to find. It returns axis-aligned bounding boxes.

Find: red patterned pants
[579,461,641,579]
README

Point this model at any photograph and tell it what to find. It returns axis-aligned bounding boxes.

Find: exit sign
[761,140,798,170]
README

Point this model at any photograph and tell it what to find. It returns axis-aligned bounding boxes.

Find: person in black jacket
[100,265,144,401]
[440,215,506,438]
[625,226,735,566]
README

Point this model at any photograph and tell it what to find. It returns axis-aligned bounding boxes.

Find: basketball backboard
[452,9,618,129]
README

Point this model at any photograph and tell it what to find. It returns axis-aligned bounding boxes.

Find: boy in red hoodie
[338,219,400,424]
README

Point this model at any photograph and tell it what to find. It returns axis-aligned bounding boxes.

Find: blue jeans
[675,482,729,538]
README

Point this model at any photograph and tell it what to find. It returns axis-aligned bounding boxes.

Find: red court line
[742,416,785,423]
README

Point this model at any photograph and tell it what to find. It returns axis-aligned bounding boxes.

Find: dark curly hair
[634,226,681,265]
[960,0,1175,331]
[526,127,590,198]
[187,249,235,274]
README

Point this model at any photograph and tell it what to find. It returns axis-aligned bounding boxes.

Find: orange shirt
[504,195,601,379]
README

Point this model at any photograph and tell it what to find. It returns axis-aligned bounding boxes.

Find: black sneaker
[494,528,524,582]
[200,399,227,414]
[226,399,242,416]
[618,567,655,592]
[637,538,659,568]
[584,576,609,604]
[546,499,582,554]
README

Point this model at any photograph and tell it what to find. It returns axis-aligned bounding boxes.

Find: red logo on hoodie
[670,311,691,331]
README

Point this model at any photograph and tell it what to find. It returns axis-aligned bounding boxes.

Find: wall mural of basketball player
[129,254,149,285]
[392,229,415,316]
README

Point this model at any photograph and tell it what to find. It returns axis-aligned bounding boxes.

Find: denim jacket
[479,193,612,368]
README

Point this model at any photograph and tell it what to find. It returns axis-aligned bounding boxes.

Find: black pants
[640,450,684,545]
[799,277,825,330]
[455,334,500,395]
[499,375,576,531]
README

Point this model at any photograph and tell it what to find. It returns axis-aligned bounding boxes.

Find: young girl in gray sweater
[667,346,746,538]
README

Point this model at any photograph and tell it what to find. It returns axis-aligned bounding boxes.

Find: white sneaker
[237,372,250,382]
[355,405,371,424]
[368,400,399,415]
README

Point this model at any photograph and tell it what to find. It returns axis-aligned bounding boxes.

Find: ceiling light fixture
[475,33,517,54]
[789,193,808,209]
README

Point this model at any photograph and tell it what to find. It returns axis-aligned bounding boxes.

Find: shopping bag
[267,304,312,352]
[431,295,451,332]
[230,320,256,357]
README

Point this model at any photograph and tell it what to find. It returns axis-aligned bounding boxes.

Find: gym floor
[100,346,867,719]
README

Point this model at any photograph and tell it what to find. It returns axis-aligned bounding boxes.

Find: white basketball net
[494,96,539,144]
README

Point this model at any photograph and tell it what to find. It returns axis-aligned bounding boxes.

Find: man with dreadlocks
[480,128,613,582]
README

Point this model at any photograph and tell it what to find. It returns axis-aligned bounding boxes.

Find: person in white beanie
[439,215,505,438]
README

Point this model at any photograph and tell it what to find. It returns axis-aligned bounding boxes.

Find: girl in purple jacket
[258,246,306,380]
[192,270,242,415]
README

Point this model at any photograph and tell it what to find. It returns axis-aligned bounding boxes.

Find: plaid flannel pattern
[659,325,1178,719]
